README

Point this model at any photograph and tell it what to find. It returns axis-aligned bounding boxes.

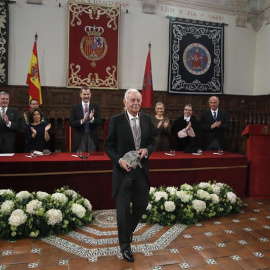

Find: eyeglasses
[184,109,192,111]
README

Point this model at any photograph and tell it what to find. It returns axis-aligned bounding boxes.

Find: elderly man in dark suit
[201,96,229,150]
[105,89,155,262]
[0,91,19,153]
[69,86,102,152]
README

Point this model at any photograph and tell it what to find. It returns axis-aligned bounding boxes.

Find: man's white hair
[124,89,142,101]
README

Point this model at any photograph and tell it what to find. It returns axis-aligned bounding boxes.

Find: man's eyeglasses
[184,109,192,111]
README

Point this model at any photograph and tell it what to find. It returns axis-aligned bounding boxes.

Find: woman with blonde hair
[151,102,171,151]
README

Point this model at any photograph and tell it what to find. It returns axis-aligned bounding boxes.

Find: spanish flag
[26,35,42,105]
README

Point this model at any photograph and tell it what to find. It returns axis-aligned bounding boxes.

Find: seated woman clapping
[25,108,51,152]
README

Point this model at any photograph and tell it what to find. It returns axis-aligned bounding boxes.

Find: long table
[0,151,248,209]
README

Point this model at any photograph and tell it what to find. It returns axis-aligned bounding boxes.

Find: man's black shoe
[122,248,134,262]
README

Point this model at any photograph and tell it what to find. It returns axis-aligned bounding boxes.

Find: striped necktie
[84,103,88,113]
[1,108,5,120]
[131,117,140,150]
[213,111,217,120]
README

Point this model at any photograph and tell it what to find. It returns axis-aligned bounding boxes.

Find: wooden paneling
[3,85,270,153]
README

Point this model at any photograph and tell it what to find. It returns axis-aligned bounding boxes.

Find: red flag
[26,37,42,105]
[141,47,153,108]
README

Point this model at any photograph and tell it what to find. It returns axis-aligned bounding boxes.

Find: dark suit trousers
[116,167,149,251]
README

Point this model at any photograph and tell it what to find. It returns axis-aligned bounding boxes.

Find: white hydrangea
[26,200,43,215]
[197,189,211,200]
[149,187,156,194]
[210,194,220,204]
[71,203,86,218]
[0,189,15,197]
[198,182,210,189]
[65,189,78,199]
[166,187,177,196]
[146,203,152,210]
[180,184,193,191]
[226,192,237,204]
[176,190,193,203]
[51,193,68,204]
[16,191,32,201]
[164,201,176,212]
[211,184,221,194]
[46,209,63,225]
[192,200,206,213]
[216,182,224,188]
[154,191,168,202]
[0,200,15,215]
[84,199,92,211]
[36,191,49,200]
[8,209,27,227]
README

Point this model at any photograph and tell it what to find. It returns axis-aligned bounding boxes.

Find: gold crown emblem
[84,25,104,36]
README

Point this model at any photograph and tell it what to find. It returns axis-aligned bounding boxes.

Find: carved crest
[80,25,108,67]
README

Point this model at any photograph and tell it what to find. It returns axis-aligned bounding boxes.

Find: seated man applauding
[171,104,200,153]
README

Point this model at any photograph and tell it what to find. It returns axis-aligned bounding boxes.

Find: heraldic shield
[80,25,108,68]
[68,1,120,89]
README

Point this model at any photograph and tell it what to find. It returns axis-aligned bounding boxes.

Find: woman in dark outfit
[25,108,51,152]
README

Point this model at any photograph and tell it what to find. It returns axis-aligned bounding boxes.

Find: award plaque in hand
[122,151,140,169]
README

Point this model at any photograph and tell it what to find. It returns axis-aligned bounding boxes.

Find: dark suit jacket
[201,109,229,150]
[69,102,102,151]
[105,111,155,198]
[0,107,19,153]
[171,115,200,152]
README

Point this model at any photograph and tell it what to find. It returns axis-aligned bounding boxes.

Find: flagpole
[35,32,38,41]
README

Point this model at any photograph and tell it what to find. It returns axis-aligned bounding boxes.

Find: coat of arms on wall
[168,18,224,95]
[67,1,120,89]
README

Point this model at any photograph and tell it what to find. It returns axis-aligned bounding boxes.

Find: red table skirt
[0,151,248,209]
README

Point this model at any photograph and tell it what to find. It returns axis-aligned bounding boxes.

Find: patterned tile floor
[0,198,270,270]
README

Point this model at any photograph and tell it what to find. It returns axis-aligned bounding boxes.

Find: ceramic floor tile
[215,257,243,270]
[39,248,59,267]
[0,253,39,265]
[235,257,270,270]
[147,253,186,267]
[160,265,182,270]
[5,264,28,270]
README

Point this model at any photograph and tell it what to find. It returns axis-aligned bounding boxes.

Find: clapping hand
[211,121,222,129]
[3,113,9,125]
[45,123,51,131]
[31,127,37,138]
[89,108,95,121]
[163,120,169,129]
[157,121,163,129]
[82,111,89,123]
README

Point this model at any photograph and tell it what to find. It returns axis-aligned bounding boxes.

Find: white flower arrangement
[46,209,63,226]
[141,181,243,226]
[0,186,93,239]
[71,203,86,219]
